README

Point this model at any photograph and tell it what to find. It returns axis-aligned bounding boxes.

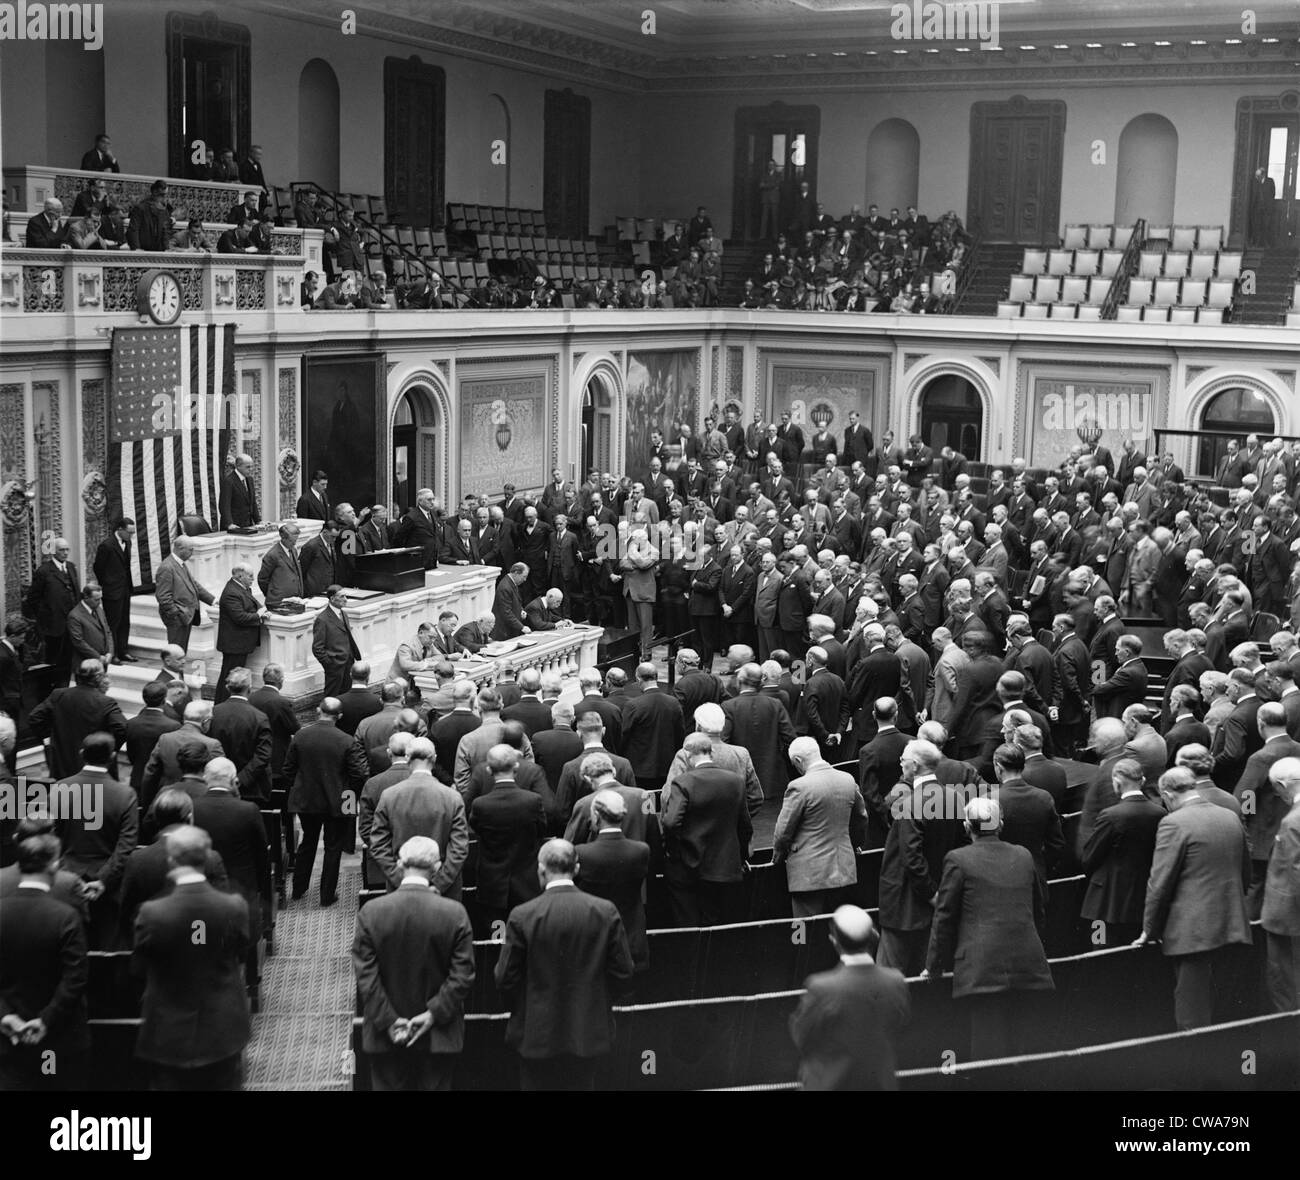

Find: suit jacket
[576,830,651,971]
[662,763,752,881]
[258,542,305,607]
[25,211,70,248]
[24,559,80,636]
[794,670,848,753]
[1261,806,1300,937]
[926,840,1053,997]
[219,471,260,528]
[371,772,469,896]
[1093,659,1148,718]
[248,686,300,785]
[312,606,361,679]
[28,684,127,780]
[454,619,494,655]
[440,530,480,566]
[773,764,868,892]
[295,489,331,521]
[216,579,263,655]
[1234,735,1300,858]
[878,779,968,932]
[154,556,213,630]
[299,535,337,598]
[856,728,911,832]
[621,688,685,780]
[132,880,251,1066]
[208,697,273,802]
[92,537,133,602]
[531,726,584,799]
[283,719,369,816]
[721,691,796,798]
[501,696,555,739]
[0,888,90,1064]
[553,745,636,826]
[192,790,271,924]
[491,577,527,640]
[352,882,476,1055]
[789,961,909,1091]
[1211,695,1264,789]
[994,778,1065,883]
[138,725,224,808]
[357,518,390,553]
[1080,794,1165,924]
[65,600,114,662]
[1143,797,1252,955]
[334,686,381,738]
[122,707,180,795]
[494,882,633,1058]
[359,762,414,848]
[469,783,546,910]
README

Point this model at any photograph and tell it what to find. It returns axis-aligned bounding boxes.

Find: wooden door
[732,104,820,243]
[969,98,1065,244]
[385,58,445,228]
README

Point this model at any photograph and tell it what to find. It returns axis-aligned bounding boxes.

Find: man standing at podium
[216,563,268,703]
[259,523,304,608]
[154,536,215,654]
[358,505,390,553]
[313,585,361,698]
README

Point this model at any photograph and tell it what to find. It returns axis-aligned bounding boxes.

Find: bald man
[220,452,261,529]
[789,907,909,1090]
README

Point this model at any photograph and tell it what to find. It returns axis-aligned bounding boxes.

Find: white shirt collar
[840,952,876,966]
[545,878,576,890]
[399,876,431,889]
[18,880,51,892]
[174,870,206,886]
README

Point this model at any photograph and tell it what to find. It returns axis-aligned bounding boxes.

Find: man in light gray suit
[371,737,469,898]
[138,699,225,810]
[154,535,215,652]
[1135,766,1253,1030]
[773,737,869,918]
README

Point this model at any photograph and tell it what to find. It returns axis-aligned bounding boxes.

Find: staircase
[720,241,767,305]
[1231,245,1299,325]
[954,242,1026,315]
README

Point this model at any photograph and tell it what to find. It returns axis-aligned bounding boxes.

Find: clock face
[149,273,181,323]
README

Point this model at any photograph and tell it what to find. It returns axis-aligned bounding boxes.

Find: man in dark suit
[925,796,1054,1060]
[92,517,136,664]
[531,702,583,801]
[214,563,266,702]
[1164,684,1211,766]
[856,697,910,842]
[65,583,114,666]
[1080,767,1165,947]
[501,668,554,737]
[300,520,340,598]
[207,667,273,805]
[371,738,468,897]
[80,133,119,172]
[621,663,686,792]
[0,833,90,1091]
[123,682,180,797]
[1211,668,1265,790]
[192,758,272,942]
[132,825,251,1089]
[249,663,300,794]
[283,697,369,906]
[575,789,651,975]
[989,745,1063,886]
[296,471,331,521]
[720,544,757,655]
[393,489,443,570]
[258,523,305,608]
[25,198,72,248]
[1092,635,1148,719]
[312,585,361,698]
[0,615,27,741]
[494,838,633,1090]
[28,660,127,780]
[1233,702,1300,916]
[789,906,909,1091]
[336,662,382,737]
[468,744,547,923]
[23,536,80,685]
[661,733,751,926]
[219,453,261,529]
[454,611,496,655]
[721,662,796,799]
[1248,514,1291,616]
[491,565,531,641]
[440,516,480,565]
[1136,768,1253,1029]
[845,623,903,750]
[358,505,391,553]
[352,834,475,1090]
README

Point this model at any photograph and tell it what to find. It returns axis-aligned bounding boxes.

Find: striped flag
[107,324,235,590]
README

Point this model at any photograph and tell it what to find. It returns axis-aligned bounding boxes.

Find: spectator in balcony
[25,198,71,249]
[699,251,722,307]
[661,223,687,270]
[790,181,815,239]
[1250,167,1276,249]
[357,270,391,309]
[686,205,712,247]
[249,209,276,254]
[80,133,120,173]
[71,177,109,219]
[758,160,782,241]
[216,221,259,255]
[227,190,261,226]
[240,145,271,211]
[300,271,321,308]
[672,249,702,308]
[697,227,724,260]
[210,147,241,184]
[67,208,115,251]
[315,273,359,310]
[127,181,172,252]
[326,207,366,280]
[812,203,837,247]
[170,217,213,252]
[292,188,321,229]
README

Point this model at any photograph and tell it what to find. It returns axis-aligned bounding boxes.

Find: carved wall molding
[277,367,298,518]
[80,378,110,561]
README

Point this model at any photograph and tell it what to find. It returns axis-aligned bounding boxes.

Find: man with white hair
[219,452,261,530]
[662,701,763,819]
[574,788,652,974]
[193,756,272,940]
[774,737,869,917]
[215,561,269,703]
[352,835,475,1091]
[924,795,1054,1059]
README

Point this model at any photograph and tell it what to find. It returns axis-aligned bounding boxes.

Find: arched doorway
[392,385,441,514]
[1198,386,1275,477]
[298,59,340,192]
[865,119,920,212]
[919,375,982,459]
[1115,114,1177,227]
[581,377,614,479]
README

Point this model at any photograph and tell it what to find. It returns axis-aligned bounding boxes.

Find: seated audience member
[217,222,260,255]
[81,133,120,172]
[170,217,214,252]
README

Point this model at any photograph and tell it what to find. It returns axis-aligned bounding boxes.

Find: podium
[352,547,426,594]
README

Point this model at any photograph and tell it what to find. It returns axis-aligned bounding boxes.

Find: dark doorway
[1197,387,1275,477]
[544,89,591,238]
[733,103,820,243]
[167,12,251,179]
[385,57,446,228]
[581,378,613,478]
[919,376,983,460]
[1230,93,1299,247]
[968,97,1066,244]
[393,386,441,513]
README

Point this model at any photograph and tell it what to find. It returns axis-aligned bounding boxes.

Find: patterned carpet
[244,848,361,1091]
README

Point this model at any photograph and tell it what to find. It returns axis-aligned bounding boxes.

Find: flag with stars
[107,324,234,589]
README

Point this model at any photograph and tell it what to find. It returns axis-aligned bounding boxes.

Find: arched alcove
[391,379,449,512]
[298,58,340,192]
[920,375,983,459]
[1114,114,1178,226]
[865,118,920,213]
[1196,385,1276,477]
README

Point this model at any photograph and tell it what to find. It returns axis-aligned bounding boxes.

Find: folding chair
[1170,226,1197,252]
[1022,248,1047,275]
[1061,225,1088,249]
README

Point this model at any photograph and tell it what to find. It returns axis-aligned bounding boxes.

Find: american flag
[107,324,234,590]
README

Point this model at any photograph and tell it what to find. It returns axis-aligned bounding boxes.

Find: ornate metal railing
[1100,217,1147,320]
